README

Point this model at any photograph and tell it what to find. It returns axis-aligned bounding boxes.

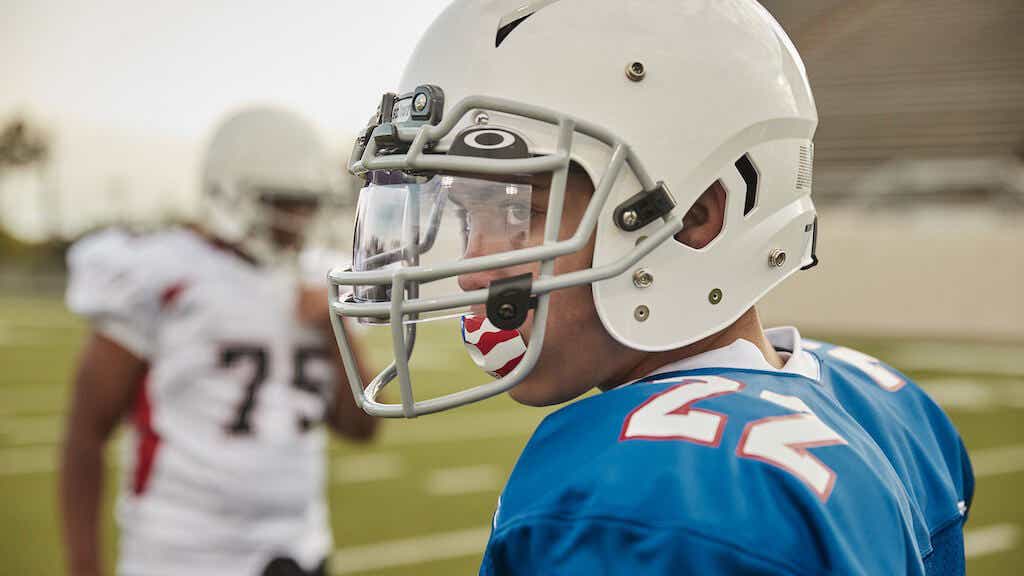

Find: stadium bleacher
[761,0,1024,203]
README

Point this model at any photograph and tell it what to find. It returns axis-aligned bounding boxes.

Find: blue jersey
[481,340,973,575]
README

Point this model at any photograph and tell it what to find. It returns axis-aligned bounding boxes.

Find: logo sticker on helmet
[463,129,516,150]
[449,127,530,160]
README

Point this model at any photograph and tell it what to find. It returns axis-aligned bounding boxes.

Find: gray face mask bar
[328,88,684,418]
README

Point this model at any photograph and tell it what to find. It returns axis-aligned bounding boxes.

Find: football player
[327,1,973,574]
[61,107,376,576]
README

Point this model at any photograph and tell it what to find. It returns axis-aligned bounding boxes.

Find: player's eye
[505,204,530,228]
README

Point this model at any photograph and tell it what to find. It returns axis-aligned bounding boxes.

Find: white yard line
[0,445,57,476]
[0,333,53,347]
[424,464,503,496]
[971,443,1024,478]
[0,315,80,332]
[327,521,1021,574]
[379,409,545,446]
[885,342,1024,378]
[331,526,490,575]
[0,388,67,416]
[0,320,70,347]
[920,380,999,412]
[332,452,403,484]
[965,523,1020,559]
[0,415,63,446]
[920,378,1024,412]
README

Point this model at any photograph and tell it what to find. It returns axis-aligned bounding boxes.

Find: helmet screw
[634,305,650,322]
[708,288,723,305]
[497,303,517,319]
[626,61,646,82]
[413,92,429,112]
[768,249,787,268]
[473,111,490,125]
[622,210,639,228]
[632,269,654,289]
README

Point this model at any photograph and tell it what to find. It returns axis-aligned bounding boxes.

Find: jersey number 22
[621,376,846,501]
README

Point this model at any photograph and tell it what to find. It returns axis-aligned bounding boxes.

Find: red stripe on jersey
[132,373,160,496]
[159,282,186,310]
[493,354,523,377]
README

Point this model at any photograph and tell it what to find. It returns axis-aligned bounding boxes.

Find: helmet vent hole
[496,14,533,47]
[735,154,759,217]
[796,143,814,191]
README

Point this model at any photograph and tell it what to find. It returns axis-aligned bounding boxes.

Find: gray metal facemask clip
[613,182,675,232]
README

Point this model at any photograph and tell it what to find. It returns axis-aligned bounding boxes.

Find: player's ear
[675,181,726,249]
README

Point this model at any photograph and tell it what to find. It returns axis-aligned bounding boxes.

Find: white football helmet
[201,106,337,265]
[329,0,819,417]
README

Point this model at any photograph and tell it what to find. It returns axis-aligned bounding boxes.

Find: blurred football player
[328,1,976,575]
[61,107,376,576]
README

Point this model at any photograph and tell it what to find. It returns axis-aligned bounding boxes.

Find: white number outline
[736,412,847,502]
[827,346,905,391]
[621,377,847,502]
[619,377,744,447]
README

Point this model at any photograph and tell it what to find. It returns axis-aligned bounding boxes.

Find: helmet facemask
[329,90,684,418]
[328,0,820,420]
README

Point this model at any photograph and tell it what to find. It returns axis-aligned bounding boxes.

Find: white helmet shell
[398,0,818,351]
[201,106,334,264]
[329,0,819,416]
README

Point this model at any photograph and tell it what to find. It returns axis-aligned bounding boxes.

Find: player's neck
[613,307,784,386]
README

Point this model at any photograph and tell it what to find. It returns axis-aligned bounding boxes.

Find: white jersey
[67,227,336,575]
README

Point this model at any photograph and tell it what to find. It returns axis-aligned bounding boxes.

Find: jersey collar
[617,326,821,389]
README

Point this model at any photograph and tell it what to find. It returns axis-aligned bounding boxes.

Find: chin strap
[461,315,527,379]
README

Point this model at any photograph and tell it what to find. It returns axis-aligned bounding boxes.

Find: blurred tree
[0,116,61,242]
[0,119,50,167]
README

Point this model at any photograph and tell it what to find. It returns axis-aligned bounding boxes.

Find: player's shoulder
[803,338,911,393]
[804,337,963,457]
[508,371,896,505]
[67,226,202,275]
[493,371,925,574]
[803,339,973,531]
[66,227,203,324]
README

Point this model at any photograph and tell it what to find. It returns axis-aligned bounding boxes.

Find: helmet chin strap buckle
[486,273,536,330]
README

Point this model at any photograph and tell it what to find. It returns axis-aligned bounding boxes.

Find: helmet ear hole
[673,180,727,250]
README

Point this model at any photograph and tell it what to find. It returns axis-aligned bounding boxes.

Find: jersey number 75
[219,344,329,435]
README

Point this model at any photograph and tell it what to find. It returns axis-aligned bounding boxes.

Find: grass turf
[0,295,1020,575]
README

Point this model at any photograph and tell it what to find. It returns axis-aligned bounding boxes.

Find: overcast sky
[0,0,451,239]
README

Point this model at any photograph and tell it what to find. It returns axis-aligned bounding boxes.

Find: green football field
[1,294,1021,575]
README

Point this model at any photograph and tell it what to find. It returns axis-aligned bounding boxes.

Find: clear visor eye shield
[328,85,684,417]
